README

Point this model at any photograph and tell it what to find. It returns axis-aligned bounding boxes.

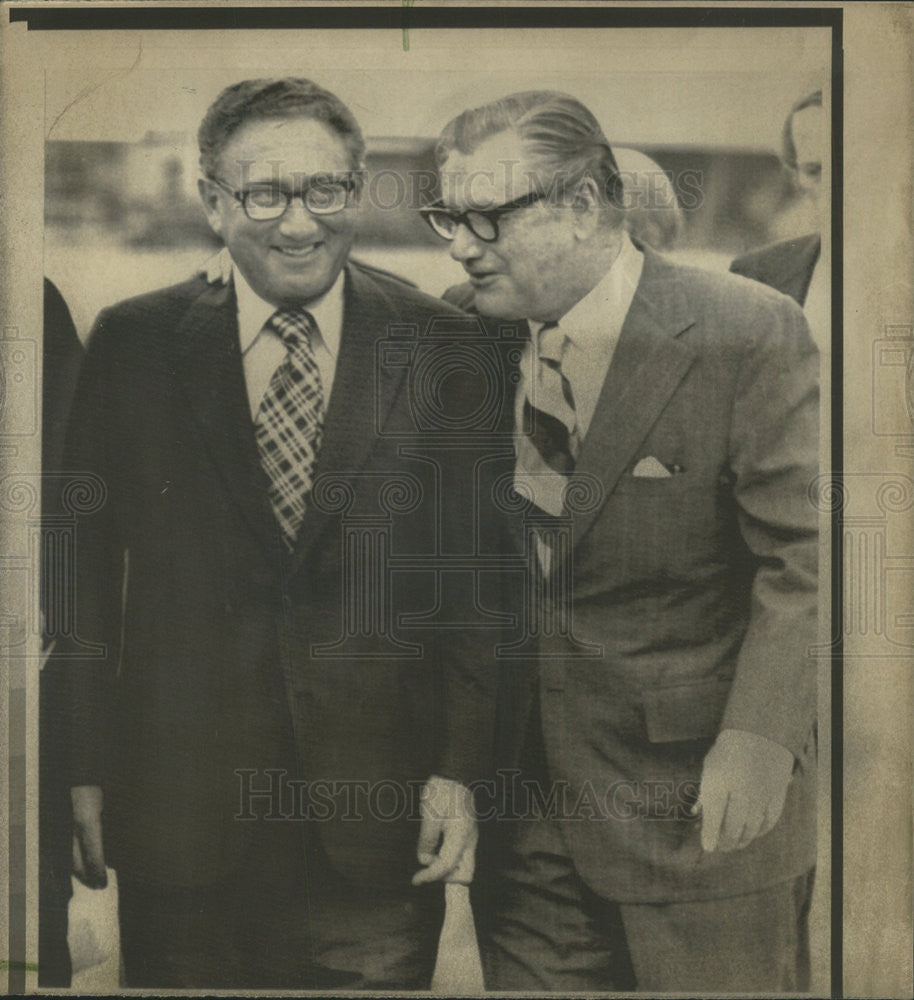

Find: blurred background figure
[781,89,825,225]
[614,147,684,251]
[39,279,86,988]
[730,90,828,351]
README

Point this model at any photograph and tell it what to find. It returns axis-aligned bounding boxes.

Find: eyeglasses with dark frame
[207,171,365,221]
[420,189,548,243]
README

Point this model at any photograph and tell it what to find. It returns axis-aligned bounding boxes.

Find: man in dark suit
[426,90,819,992]
[63,77,494,989]
[731,91,824,312]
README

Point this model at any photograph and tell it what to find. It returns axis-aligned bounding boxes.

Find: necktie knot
[269,309,316,353]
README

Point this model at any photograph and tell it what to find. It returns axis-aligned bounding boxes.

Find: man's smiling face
[200,116,360,308]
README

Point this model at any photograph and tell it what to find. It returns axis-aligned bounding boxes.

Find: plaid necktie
[515,322,579,518]
[254,309,326,549]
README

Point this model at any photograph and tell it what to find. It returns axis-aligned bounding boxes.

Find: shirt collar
[232,256,344,358]
[561,232,643,348]
[529,232,644,349]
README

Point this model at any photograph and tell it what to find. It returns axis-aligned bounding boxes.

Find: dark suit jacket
[730,232,821,305]
[63,262,497,890]
[40,279,85,987]
[447,246,819,903]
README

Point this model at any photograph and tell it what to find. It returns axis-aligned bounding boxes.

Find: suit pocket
[611,471,692,495]
[642,677,731,743]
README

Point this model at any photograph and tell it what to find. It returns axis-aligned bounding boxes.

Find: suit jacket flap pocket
[642,678,731,743]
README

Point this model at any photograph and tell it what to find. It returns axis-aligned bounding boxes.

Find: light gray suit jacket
[448,246,819,903]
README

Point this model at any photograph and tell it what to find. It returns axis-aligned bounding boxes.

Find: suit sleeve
[61,309,127,788]
[433,616,497,789]
[427,357,498,789]
[721,293,819,759]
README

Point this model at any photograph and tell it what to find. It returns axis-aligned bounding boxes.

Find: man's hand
[199,247,232,285]
[692,729,795,853]
[71,785,108,889]
[411,775,477,886]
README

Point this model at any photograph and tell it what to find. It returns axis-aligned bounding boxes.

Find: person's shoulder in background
[42,278,85,481]
[729,233,821,306]
[43,277,83,374]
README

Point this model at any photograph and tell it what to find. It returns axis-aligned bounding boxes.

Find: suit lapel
[570,248,698,548]
[175,279,282,556]
[286,264,411,574]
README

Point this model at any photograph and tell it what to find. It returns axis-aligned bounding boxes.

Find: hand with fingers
[71,784,108,889]
[692,729,796,853]
[411,775,477,887]
[199,246,233,285]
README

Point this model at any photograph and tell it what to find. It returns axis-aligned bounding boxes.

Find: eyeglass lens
[239,177,356,220]
[426,210,498,242]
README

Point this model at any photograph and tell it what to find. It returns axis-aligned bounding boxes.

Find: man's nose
[277,199,323,238]
[449,222,483,263]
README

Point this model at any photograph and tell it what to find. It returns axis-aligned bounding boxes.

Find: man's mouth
[466,270,499,287]
[274,243,322,259]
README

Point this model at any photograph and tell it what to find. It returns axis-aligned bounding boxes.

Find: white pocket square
[632,456,673,478]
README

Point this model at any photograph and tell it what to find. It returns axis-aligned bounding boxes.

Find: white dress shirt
[231,262,344,419]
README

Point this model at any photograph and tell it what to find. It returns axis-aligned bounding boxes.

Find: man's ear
[571,176,602,240]
[198,177,224,237]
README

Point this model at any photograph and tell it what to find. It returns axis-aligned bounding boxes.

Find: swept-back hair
[435,90,624,210]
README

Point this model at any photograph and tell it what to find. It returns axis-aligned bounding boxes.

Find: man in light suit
[62,78,494,989]
[427,90,819,992]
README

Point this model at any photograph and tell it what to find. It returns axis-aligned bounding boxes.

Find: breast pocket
[596,473,720,581]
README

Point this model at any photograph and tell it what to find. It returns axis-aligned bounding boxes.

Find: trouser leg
[305,832,445,991]
[619,869,817,992]
[481,816,636,992]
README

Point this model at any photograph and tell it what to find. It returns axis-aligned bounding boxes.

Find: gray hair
[198,77,366,179]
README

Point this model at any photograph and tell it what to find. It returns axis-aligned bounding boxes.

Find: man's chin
[272,271,338,307]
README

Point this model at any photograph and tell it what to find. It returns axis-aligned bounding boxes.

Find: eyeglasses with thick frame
[207,171,365,221]
[420,189,548,243]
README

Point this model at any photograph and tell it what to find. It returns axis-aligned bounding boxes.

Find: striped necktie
[515,321,579,520]
[254,309,326,549]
